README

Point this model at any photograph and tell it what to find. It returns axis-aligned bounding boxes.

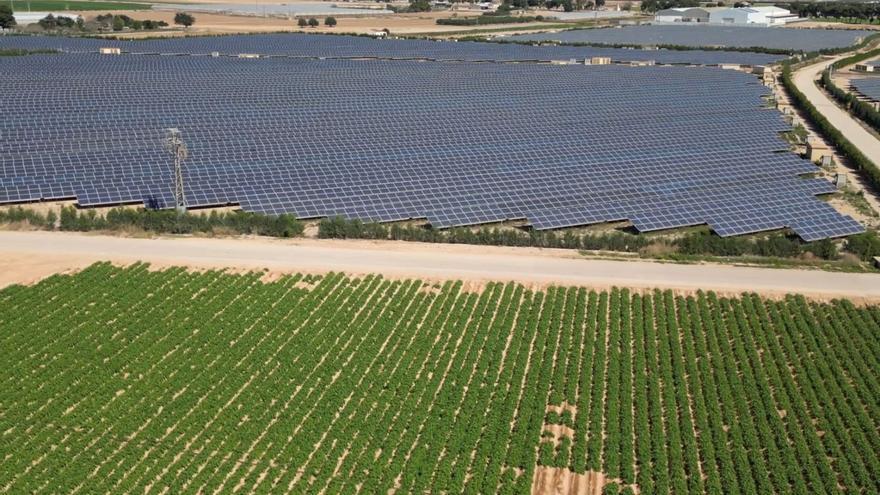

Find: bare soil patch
[531,467,603,495]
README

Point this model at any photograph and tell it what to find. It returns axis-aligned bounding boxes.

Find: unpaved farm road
[1,231,878,301]
[793,54,880,164]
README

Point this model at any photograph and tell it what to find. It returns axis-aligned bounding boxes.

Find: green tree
[0,5,15,29]
[297,17,307,27]
[112,15,125,31]
[845,231,880,261]
[38,14,58,30]
[174,12,195,28]
[324,16,337,27]
[408,0,432,12]
[307,17,319,27]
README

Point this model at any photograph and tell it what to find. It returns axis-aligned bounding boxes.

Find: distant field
[10,0,151,11]
[1,263,878,494]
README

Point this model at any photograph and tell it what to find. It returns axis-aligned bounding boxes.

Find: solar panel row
[850,76,880,102]
[0,32,785,65]
[509,25,874,52]
[0,53,863,240]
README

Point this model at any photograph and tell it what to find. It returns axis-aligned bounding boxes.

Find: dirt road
[792,54,880,163]
[1,231,878,301]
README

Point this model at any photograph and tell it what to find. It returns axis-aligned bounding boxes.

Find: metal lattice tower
[164,128,188,215]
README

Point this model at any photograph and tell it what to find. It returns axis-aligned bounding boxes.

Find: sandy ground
[70,7,584,36]
[787,20,880,31]
[1,231,878,302]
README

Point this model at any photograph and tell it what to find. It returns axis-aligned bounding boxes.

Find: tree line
[780,2,880,22]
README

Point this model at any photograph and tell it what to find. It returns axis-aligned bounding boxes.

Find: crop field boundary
[1,231,880,303]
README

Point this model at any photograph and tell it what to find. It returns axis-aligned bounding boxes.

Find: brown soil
[546,402,578,416]
[66,8,565,37]
[531,467,603,495]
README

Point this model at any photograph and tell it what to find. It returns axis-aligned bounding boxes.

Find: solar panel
[0,32,785,66]
[0,52,864,241]
[850,76,880,102]
[509,25,873,52]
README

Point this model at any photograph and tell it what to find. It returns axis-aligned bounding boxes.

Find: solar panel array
[0,32,786,65]
[851,76,880,101]
[0,53,862,240]
[509,25,874,52]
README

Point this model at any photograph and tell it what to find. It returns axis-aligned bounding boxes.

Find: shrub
[0,5,16,29]
[844,231,880,260]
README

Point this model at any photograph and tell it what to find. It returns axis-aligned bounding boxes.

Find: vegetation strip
[2,206,879,269]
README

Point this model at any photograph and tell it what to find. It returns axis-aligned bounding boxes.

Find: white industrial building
[654,7,710,23]
[708,6,799,26]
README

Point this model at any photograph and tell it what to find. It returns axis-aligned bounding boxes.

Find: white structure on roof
[654,7,710,23]
[708,6,799,26]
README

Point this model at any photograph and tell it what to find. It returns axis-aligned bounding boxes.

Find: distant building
[855,60,880,72]
[708,6,799,26]
[654,7,710,23]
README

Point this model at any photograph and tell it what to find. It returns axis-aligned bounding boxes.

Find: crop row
[0,264,877,494]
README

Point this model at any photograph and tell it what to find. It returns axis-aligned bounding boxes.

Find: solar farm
[509,25,875,51]
[0,34,866,241]
[0,32,787,64]
[851,76,880,102]
[2,26,880,495]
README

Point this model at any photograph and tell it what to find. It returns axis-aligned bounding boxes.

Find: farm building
[854,60,880,72]
[708,6,799,26]
[654,7,710,23]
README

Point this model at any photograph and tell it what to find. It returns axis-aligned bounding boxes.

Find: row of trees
[96,13,169,31]
[297,16,336,28]
[32,12,178,32]
[781,1,880,21]
[501,0,605,12]
[56,206,303,237]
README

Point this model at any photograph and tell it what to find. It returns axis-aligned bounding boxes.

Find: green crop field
[1,263,878,494]
[9,0,151,11]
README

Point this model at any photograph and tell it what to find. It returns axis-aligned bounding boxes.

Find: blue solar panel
[509,25,873,52]
[850,76,880,102]
[0,32,785,66]
[0,51,864,241]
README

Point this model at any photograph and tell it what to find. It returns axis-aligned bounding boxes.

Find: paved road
[792,54,880,164]
[1,231,878,300]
